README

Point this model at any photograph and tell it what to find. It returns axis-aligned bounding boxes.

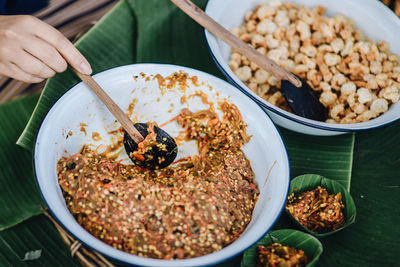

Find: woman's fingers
[23,36,68,73]
[0,15,91,83]
[0,62,44,83]
[30,17,92,74]
[11,49,55,79]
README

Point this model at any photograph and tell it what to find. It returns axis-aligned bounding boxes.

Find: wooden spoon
[171,0,327,121]
[74,70,178,169]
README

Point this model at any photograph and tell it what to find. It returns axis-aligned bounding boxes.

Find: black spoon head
[123,123,178,170]
[281,76,328,122]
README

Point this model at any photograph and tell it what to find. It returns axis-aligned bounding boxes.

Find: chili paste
[57,101,259,259]
[286,186,345,233]
[256,243,309,267]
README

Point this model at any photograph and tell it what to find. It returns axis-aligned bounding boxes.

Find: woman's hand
[0,15,92,83]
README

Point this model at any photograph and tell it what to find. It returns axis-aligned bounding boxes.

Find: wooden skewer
[170,0,302,88]
[74,70,144,143]
[40,206,114,267]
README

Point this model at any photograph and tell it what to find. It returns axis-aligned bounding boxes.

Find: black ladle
[171,0,328,121]
[282,77,327,121]
[75,71,177,170]
[123,123,178,169]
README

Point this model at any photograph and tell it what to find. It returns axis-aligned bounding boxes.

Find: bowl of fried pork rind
[205,0,400,135]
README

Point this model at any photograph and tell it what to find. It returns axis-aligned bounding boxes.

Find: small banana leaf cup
[285,174,356,237]
[241,229,323,267]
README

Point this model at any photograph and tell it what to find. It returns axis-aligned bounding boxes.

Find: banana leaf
[241,229,323,267]
[0,215,80,266]
[0,0,397,266]
[318,121,400,266]
[279,129,355,190]
[0,93,43,230]
[128,0,221,77]
[285,174,356,237]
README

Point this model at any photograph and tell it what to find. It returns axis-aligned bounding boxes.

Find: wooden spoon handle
[74,70,144,143]
[170,0,302,88]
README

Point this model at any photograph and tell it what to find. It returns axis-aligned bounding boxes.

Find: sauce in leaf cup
[285,174,356,237]
[241,229,323,267]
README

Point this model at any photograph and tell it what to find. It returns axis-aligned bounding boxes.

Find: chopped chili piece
[92,131,102,141]
[286,186,345,233]
[57,101,259,259]
[79,123,88,136]
[257,243,309,267]
[132,151,145,162]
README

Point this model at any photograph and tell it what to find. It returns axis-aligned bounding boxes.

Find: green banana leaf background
[1,0,399,266]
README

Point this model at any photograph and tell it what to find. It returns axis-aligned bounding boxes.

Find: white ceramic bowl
[34,64,290,266]
[205,0,400,136]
